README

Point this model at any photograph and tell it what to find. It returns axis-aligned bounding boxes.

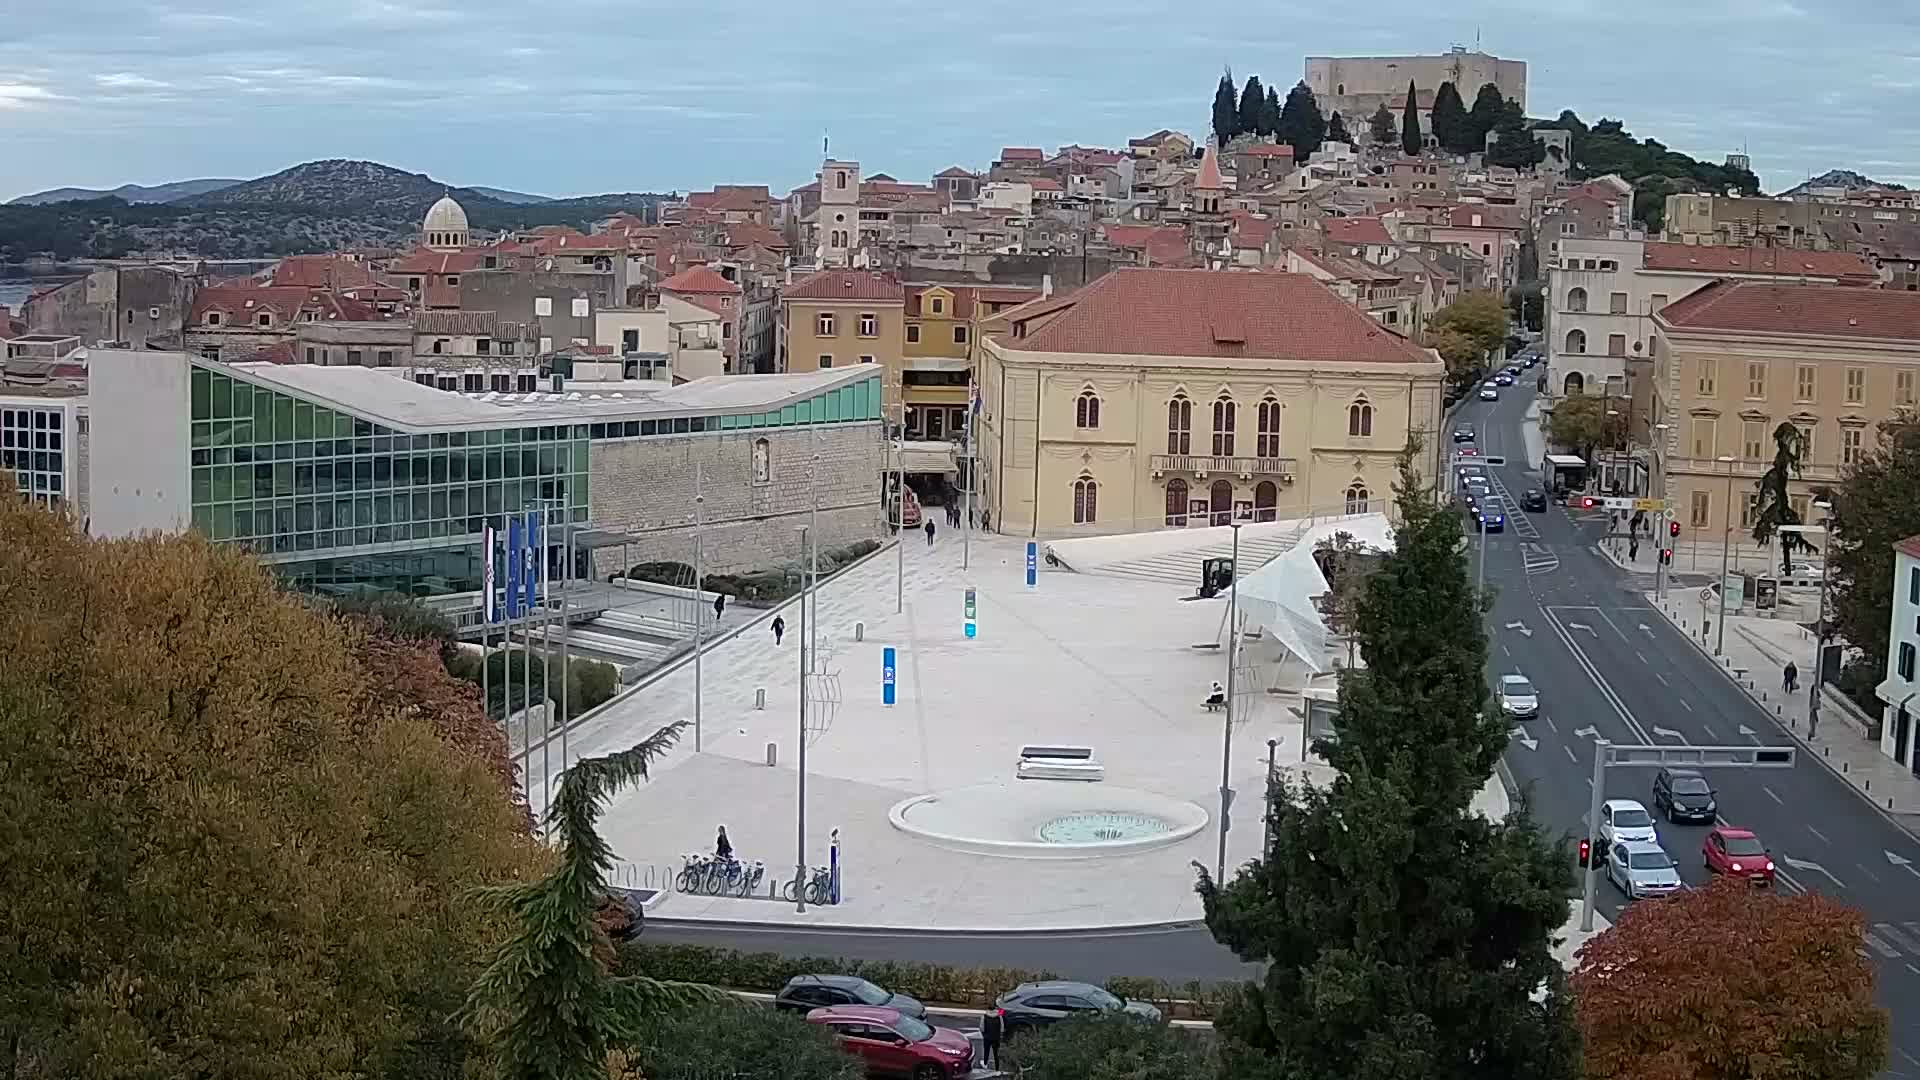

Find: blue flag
[505,516,523,619]
[522,511,542,613]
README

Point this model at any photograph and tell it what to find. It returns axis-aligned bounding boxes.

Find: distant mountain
[466,186,553,205]
[180,159,506,218]
[8,178,243,206]
[1778,169,1908,197]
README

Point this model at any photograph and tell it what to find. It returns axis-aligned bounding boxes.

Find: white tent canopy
[1220,513,1396,674]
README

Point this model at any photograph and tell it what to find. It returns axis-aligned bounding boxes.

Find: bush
[328,592,457,645]
[621,560,696,587]
[457,649,621,722]
[625,1003,862,1080]
[572,657,620,714]
[1001,1014,1217,1080]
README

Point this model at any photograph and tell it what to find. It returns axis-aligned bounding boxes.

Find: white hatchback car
[1498,674,1538,718]
[1599,799,1658,847]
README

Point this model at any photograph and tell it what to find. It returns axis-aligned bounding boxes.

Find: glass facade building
[2,403,69,509]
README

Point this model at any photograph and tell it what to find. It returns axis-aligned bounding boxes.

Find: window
[534,297,553,317]
[1690,417,1716,458]
[1901,642,1917,683]
[1345,482,1370,515]
[1843,426,1864,465]
[1690,490,1710,528]
[835,170,848,190]
[1167,395,1192,454]
[906,324,920,343]
[1347,399,1373,437]
[1697,358,1717,396]
[1797,422,1816,461]
[817,312,836,336]
[1165,478,1189,526]
[1609,292,1628,314]
[1845,367,1865,404]
[930,297,944,315]
[305,347,316,364]
[1565,329,1586,354]
[953,326,969,345]
[818,354,834,369]
[1899,369,1915,406]
[858,312,877,337]
[859,355,875,364]
[1795,363,1815,402]
[446,275,459,286]
[376,350,394,367]
[431,339,445,355]
[1211,395,1236,455]
[1072,475,1098,524]
[205,311,222,326]
[1607,334,1626,357]
[623,329,639,353]
[1256,396,1281,457]
[499,341,515,356]
[256,312,272,328]
[571,297,590,318]
[1741,492,1759,529]
[200,345,221,360]
[1746,361,1768,400]
[1566,287,1588,312]
[1911,566,1919,605]
[345,349,362,367]
[1651,292,1670,313]
[1743,420,1765,460]
[1075,390,1101,429]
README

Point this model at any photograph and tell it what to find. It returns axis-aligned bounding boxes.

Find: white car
[1598,799,1657,847]
[1479,387,1499,401]
[1498,674,1538,717]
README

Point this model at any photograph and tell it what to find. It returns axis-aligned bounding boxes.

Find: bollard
[854,621,865,642]
[1760,690,1767,702]
[755,687,767,710]
[1865,780,1871,793]
[766,741,778,767]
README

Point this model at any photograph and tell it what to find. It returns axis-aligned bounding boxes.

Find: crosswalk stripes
[1857,922,1920,965]
[1523,542,1560,576]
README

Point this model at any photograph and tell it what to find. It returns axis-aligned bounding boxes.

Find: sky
[2,0,1918,202]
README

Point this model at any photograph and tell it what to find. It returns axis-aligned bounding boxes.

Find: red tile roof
[1894,534,1920,561]
[1443,205,1525,231]
[1196,144,1224,190]
[1656,279,1920,342]
[935,166,975,178]
[1239,143,1295,158]
[658,264,741,295]
[1100,224,1193,267]
[1640,242,1875,283]
[268,254,377,289]
[999,147,1044,161]
[385,248,488,274]
[783,269,905,303]
[1000,268,1436,363]
[906,284,1044,319]
[1231,215,1276,249]
[1324,217,1393,246]
[191,285,387,326]
[1029,177,1063,192]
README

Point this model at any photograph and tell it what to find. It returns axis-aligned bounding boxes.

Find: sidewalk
[1643,589,1920,834]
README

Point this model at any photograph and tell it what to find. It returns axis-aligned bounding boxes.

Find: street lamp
[1715,455,1736,656]
[792,520,816,912]
[1216,519,1243,884]
[1780,505,1832,738]
[1652,423,1672,596]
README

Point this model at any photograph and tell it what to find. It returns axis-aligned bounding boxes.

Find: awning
[1225,513,1396,673]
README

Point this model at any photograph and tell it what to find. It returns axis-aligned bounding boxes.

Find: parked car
[993,981,1162,1033]
[1498,673,1538,717]
[1520,488,1548,513]
[805,1006,972,1080]
[1652,767,1717,824]
[777,975,927,1019]
[1607,839,1683,900]
[1598,799,1657,846]
[1702,825,1775,886]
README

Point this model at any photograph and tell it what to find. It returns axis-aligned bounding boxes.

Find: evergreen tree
[1239,75,1269,138]
[1466,83,1507,151]
[1750,422,1815,575]
[1485,99,1546,170]
[1196,448,1580,1080]
[1275,81,1328,161]
[1212,70,1240,147]
[1430,81,1470,154]
[1325,110,1350,144]
[1400,80,1423,156]
[1265,85,1283,138]
[1367,103,1397,145]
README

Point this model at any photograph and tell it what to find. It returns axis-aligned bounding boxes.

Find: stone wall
[587,421,885,577]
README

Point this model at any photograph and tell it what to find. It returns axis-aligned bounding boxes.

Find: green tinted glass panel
[779,404,796,425]
[191,422,211,449]
[212,467,232,501]
[191,468,211,504]
[294,401,314,440]
[210,505,233,541]
[191,504,212,533]
[191,368,211,420]
[234,465,254,499]
[273,396,294,440]
[211,374,232,419]
[230,381,251,425]
[253,386,274,440]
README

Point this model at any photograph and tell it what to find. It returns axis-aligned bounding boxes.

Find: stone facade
[586,422,886,577]
[25,266,196,350]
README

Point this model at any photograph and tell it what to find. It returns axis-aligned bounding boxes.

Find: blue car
[1476,503,1506,532]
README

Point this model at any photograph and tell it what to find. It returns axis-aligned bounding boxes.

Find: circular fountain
[889,783,1207,859]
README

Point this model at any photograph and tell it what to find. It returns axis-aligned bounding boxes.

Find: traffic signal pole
[1581,740,1608,932]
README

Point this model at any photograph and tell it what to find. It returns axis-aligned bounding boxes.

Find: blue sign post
[829,827,841,905]
[882,647,897,706]
[1025,542,1038,589]
[964,587,977,639]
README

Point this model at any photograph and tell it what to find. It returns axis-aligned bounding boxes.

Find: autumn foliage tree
[1573,877,1888,1080]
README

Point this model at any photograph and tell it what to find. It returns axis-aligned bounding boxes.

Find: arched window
[1347,398,1373,437]
[1165,478,1190,526]
[1563,371,1586,395]
[1254,480,1278,522]
[1345,482,1371,515]
[1256,396,1281,457]
[1211,395,1236,456]
[1166,395,1191,454]
[1073,475,1099,524]
[1075,389,1101,429]
[1209,479,1234,526]
[1565,328,1587,354]
[1566,286,1588,313]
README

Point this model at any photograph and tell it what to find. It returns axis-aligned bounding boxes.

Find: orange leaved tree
[1572,876,1888,1080]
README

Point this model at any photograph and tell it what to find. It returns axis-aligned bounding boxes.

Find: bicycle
[675,852,712,893]
[782,864,835,905]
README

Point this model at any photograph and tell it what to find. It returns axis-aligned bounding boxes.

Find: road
[1464,376,1920,1079]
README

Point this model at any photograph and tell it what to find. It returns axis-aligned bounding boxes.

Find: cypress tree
[1326,110,1350,145]
[1400,80,1423,156]
[1239,75,1268,139]
[1430,81,1470,154]
[1212,71,1240,147]
[1265,85,1282,138]
[1275,81,1328,161]
[1467,83,1507,151]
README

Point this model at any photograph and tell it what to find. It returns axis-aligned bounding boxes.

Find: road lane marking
[1655,671,1668,685]
[1678,698,1694,712]
[1635,650,1649,664]
[1542,606,1652,743]
[1564,746,1577,763]
[1779,854,1844,889]
[1763,785,1784,805]
[1807,825,1831,845]
[1701,723,1717,739]
[1501,644,1511,657]
[1908,963,1920,979]
[1544,715,1559,733]
[1864,931,1901,959]
[1876,922,1920,954]
[1859,864,1881,884]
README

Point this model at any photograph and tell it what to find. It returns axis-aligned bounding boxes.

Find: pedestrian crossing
[1523,542,1560,576]
[1863,922,1920,967]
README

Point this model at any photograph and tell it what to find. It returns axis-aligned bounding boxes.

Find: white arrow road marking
[1738,724,1759,741]
[1638,622,1655,636]
[1510,727,1538,751]
[1504,620,1534,638]
[1780,854,1847,890]
[1573,725,1598,739]
[1652,726,1686,740]
[1888,851,1920,879]
[1567,621,1596,635]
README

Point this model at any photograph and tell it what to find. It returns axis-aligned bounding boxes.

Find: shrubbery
[446,647,621,722]
[624,1003,863,1080]
[622,539,884,607]
[1001,1013,1217,1080]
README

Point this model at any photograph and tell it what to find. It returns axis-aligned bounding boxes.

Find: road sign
[1025,542,1037,589]
[882,647,896,706]
[963,587,977,639]
[1634,498,1670,512]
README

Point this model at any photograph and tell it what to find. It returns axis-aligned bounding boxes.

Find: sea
[0,279,35,315]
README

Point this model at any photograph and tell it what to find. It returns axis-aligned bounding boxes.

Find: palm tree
[1750,422,1813,575]
[465,721,729,1080]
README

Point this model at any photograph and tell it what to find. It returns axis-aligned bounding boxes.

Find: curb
[641,914,1212,937]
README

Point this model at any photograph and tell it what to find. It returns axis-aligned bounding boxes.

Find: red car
[1703,826,1775,886]
[806,1005,973,1080]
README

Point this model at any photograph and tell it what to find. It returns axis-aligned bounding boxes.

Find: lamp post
[794,519,815,913]
[692,463,706,752]
[1652,422,1671,595]
[1263,737,1279,857]
[1780,506,1831,738]
[1216,519,1243,884]
[1715,455,1737,656]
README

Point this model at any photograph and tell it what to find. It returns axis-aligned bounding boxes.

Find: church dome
[423,195,469,235]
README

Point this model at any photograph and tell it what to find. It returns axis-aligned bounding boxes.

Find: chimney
[1041,273,1053,298]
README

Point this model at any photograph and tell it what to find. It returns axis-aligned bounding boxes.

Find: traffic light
[1659,548,1673,566]
[1577,838,1592,867]
[1575,496,1597,509]
[1669,519,1681,539]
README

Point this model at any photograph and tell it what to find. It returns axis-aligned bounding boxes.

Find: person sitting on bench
[1203,680,1227,710]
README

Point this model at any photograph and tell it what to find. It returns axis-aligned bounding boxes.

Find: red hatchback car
[806,1005,973,1080]
[1703,826,1775,885]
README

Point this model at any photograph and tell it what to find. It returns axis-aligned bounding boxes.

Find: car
[1457,444,1479,456]
[1456,462,1485,482]
[1479,387,1499,401]
[1607,839,1683,900]
[1498,673,1538,717]
[1598,798,1658,846]
[1475,500,1505,532]
[1651,767,1717,824]
[1520,488,1548,513]
[805,1006,972,1080]
[777,974,927,1019]
[1460,490,1482,515]
[993,981,1163,1033]
[1702,825,1775,886]
[1452,423,1476,442]
[1495,373,1515,386]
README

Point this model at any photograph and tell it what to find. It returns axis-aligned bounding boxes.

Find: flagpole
[963,382,974,571]
[482,522,494,726]
[693,461,705,753]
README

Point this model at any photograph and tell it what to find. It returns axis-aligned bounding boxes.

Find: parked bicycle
[676,852,767,897]
[781,864,835,905]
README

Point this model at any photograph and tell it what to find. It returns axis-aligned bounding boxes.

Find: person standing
[1784,660,1798,693]
[715,825,733,861]
[980,1009,1003,1070]
[924,518,936,547]
[771,615,786,646]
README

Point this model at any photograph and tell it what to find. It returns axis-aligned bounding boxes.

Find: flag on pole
[505,516,524,619]
[522,510,542,613]
[969,380,981,416]
[483,524,498,623]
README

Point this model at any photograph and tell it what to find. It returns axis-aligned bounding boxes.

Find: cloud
[95,72,171,90]
[0,81,56,109]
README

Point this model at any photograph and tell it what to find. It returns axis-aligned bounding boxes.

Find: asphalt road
[1461,377,1920,1079]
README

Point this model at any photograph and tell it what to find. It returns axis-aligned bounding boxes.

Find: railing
[1149,454,1297,478]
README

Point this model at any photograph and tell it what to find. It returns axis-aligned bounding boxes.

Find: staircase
[1075,529,1304,586]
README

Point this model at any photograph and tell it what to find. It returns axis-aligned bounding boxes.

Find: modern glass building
[90,350,885,598]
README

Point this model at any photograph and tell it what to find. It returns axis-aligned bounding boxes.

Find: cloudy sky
[2,0,1916,201]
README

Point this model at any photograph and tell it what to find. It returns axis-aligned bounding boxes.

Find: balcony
[1150,454,1297,481]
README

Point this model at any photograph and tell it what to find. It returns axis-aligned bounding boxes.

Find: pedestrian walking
[713,592,726,620]
[1628,538,1639,562]
[980,1008,1003,1070]
[924,518,936,547]
[1784,661,1798,693]
[980,507,990,533]
[771,615,786,646]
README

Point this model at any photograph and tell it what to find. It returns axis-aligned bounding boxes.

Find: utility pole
[893,403,905,614]
[795,524,810,913]
[963,382,974,571]
[1581,739,1607,932]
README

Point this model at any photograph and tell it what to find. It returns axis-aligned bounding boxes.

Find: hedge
[622,539,885,608]
[618,941,1233,1021]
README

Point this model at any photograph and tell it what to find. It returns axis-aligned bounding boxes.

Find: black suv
[1452,423,1475,442]
[1652,767,1717,824]
[1520,488,1548,513]
[775,974,927,1019]
[993,981,1162,1033]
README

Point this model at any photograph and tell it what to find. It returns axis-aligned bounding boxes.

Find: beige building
[777,269,907,405]
[1650,280,1920,539]
[976,268,1445,535]
[1305,48,1527,124]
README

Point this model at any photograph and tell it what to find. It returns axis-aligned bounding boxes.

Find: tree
[1542,390,1626,463]
[1367,103,1396,145]
[1001,1014,1215,1080]
[1750,421,1815,575]
[1275,80,1327,161]
[625,1005,863,1080]
[1325,109,1350,145]
[1428,289,1509,365]
[1486,98,1545,170]
[1431,327,1487,391]
[1212,71,1240,147]
[464,720,731,1080]
[1430,81,1470,154]
[1574,877,1888,1080]
[1195,448,1580,1080]
[1265,85,1283,137]
[1507,282,1544,333]
[0,498,541,1079]
[1828,412,1920,687]
[1239,75,1269,138]
[1313,531,1383,666]
[1400,80,1423,155]
[1466,83,1507,151]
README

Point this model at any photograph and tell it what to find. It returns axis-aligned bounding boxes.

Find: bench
[1016,745,1104,782]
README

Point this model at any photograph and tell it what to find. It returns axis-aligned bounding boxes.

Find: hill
[1778,169,1907,197]
[1527,111,1760,232]
[9,178,242,206]
[466,186,553,205]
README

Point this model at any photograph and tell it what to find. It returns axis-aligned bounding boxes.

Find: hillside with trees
[1529,111,1759,231]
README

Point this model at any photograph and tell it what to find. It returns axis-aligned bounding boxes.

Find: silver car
[1607,840,1682,899]
[1498,674,1538,718]
[1599,799,1658,846]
